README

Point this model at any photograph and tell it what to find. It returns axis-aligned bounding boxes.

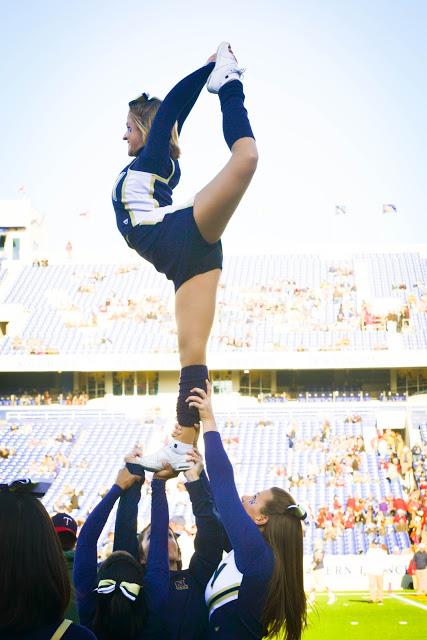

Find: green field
[298,593,427,640]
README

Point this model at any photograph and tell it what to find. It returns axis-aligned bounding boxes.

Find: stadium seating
[0,252,425,355]
[0,403,414,555]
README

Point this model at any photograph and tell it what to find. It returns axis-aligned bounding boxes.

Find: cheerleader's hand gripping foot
[207,41,244,94]
[129,439,194,473]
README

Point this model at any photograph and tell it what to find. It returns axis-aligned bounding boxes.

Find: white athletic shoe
[132,440,193,472]
[207,41,244,94]
[327,594,336,605]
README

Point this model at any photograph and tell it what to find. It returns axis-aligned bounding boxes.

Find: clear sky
[1,0,426,260]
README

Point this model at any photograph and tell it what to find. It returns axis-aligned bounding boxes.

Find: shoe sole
[174,463,192,471]
[140,464,162,472]
[139,463,192,472]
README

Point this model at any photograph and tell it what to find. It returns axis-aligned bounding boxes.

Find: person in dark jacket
[413,542,427,595]
[115,448,224,639]
[0,478,95,639]
[52,513,79,623]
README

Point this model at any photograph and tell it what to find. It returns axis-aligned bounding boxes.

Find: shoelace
[224,65,246,78]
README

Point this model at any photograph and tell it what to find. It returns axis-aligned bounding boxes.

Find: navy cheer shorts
[126,206,223,292]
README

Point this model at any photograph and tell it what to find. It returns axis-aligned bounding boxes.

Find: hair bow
[0,478,51,498]
[287,504,307,520]
[95,579,141,602]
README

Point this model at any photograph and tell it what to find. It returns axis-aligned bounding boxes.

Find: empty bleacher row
[0,404,416,555]
[0,252,425,355]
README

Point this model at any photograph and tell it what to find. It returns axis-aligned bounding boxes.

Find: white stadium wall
[304,555,410,591]
[0,349,427,373]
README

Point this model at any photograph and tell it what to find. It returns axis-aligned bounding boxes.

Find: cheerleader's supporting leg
[134,61,218,442]
[135,48,257,463]
[174,60,257,436]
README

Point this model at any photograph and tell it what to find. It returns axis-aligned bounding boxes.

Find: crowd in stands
[1,402,426,558]
[260,391,409,402]
[0,387,415,407]
[312,490,427,546]
[307,428,427,547]
[0,390,89,406]
[361,302,411,333]
[1,254,426,355]
[412,434,427,496]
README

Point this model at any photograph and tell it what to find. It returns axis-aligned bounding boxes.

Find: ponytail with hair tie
[128,92,151,109]
[286,504,307,520]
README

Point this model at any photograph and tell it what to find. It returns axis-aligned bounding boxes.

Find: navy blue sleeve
[113,481,141,559]
[73,484,122,625]
[134,63,214,178]
[200,468,232,553]
[186,476,224,588]
[176,84,205,135]
[143,479,170,613]
[204,431,271,574]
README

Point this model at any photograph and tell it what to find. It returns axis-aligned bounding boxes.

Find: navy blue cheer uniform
[112,62,223,292]
[114,472,225,639]
[204,432,274,639]
[73,480,169,638]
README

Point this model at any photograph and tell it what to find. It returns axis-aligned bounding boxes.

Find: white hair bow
[95,579,141,602]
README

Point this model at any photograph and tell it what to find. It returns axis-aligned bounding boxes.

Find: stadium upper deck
[0,251,425,372]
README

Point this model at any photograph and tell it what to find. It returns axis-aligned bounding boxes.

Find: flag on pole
[382,204,397,214]
[335,205,346,216]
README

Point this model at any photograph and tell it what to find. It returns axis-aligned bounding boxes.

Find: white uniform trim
[205,550,243,618]
[132,196,196,227]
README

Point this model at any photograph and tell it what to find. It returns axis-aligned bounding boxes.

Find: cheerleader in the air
[113,42,257,471]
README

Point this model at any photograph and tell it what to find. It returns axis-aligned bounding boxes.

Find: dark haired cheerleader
[73,467,171,639]
[112,42,257,471]
[115,449,225,639]
[0,479,95,639]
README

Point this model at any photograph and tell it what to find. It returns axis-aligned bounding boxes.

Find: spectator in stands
[365,539,388,604]
[52,513,80,624]
[409,510,424,544]
[307,542,336,605]
[168,514,195,570]
[0,446,14,459]
[117,44,258,473]
[73,466,170,639]
[394,509,408,533]
[118,446,224,639]
[413,542,427,595]
[0,478,95,639]
[343,507,355,529]
[186,382,307,640]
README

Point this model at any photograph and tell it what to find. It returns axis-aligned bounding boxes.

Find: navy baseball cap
[52,512,78,537]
